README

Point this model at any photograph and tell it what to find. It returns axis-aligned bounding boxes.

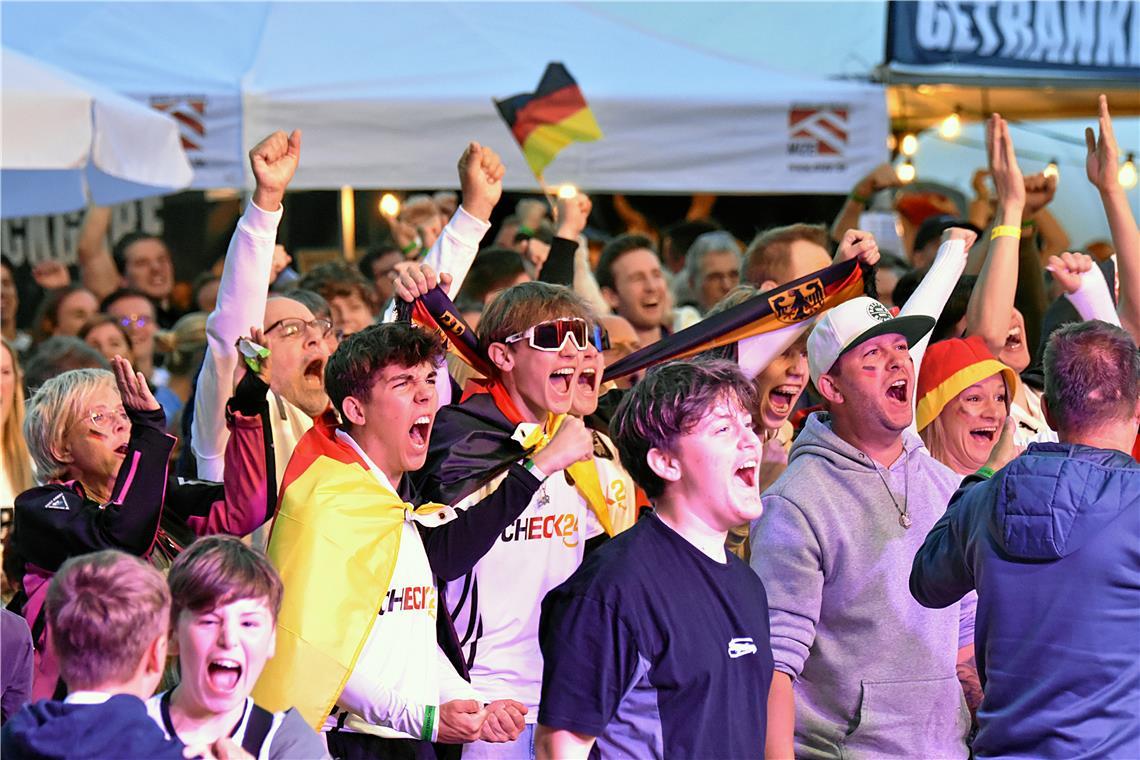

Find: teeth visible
[212,659,240,668]
[552,368,575,376]
[740,461,757,469]
[890,380,906,388]
[413,415,430,425]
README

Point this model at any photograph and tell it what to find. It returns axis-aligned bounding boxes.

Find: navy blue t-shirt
[538,513,773,759]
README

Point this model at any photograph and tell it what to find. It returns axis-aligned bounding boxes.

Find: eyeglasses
[265,317,334,340]
[68,406,129,434]
[116,314,152,329]
[504,318,609,353]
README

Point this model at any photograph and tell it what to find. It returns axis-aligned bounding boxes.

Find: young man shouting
[535,359,774,758]
[253,322,526,758]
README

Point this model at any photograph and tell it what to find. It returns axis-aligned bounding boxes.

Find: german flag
[603,258,873,382]
[495,62,603,176]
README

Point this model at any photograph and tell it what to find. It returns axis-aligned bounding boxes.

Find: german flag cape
[495,62,603,177]
[603,258,873,382]
[402,294,617,535]
[251,416,452,729]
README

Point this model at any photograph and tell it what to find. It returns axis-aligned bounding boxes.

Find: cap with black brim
[837,314,936,361]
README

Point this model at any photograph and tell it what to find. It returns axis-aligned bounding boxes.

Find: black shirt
[539,513,773,759]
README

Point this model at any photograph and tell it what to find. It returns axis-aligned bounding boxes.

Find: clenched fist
[458,142,505,222]
[833,229,880,267]
[532,415,594,475]
[1045,251,1094,295]
[555,191,592,241]
[249,130,302,212]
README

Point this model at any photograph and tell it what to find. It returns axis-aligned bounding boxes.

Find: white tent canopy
[0,47,193,218]
[1,2,888,194]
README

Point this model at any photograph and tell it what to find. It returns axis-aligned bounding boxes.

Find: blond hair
[25,369,116,481]
[2,340,34,495]
[47,550,170,690]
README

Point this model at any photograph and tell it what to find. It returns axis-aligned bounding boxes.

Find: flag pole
[536,173,559,216]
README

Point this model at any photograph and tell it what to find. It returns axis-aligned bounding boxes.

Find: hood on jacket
[996,442,1140,560]
[0,695,185,760]
[788,411,927,474]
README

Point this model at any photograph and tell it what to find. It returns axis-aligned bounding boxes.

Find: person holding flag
[251,322,534,759]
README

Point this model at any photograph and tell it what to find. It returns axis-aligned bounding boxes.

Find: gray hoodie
[750,412,970,759]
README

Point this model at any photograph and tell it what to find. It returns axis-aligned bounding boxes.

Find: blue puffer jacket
[910,442,1140,759]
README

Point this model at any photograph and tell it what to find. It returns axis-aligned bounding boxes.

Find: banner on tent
[886,0,1140,78]
[147,93,244,189]
[786,104,852,177]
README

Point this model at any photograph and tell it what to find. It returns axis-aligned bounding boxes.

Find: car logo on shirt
[728,637,758,659]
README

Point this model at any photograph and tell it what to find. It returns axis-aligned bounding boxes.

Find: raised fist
[1023,172,1057,218]
[555,191,592,241]
[532,415,594,475]
[834,229,880,267]
[941,226,978,252]
[1045,251,1094,295]
[458,142,505,222]
[249,130,302,211]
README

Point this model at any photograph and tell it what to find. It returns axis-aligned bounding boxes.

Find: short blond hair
[24,368,116,481]
[47,550,170,691]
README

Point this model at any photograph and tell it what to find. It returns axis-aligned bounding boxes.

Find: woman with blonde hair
[1,339,34,536]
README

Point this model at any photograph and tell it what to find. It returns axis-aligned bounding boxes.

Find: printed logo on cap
[867,301,892,323]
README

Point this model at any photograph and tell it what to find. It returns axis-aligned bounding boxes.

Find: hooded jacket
[751,412,970,759]
[1,695,186,759]
[911,442,1140,759]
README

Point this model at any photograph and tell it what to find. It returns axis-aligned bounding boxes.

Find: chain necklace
[874,451,911,529]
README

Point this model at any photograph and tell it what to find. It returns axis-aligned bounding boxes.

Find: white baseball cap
[807,297,935,384]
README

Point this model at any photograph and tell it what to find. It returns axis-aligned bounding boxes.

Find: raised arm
[966,115,1026,358]
[75,206,121,300]
[192,131,298,480]
[830,163,902,243]
[1086,94,1140,343]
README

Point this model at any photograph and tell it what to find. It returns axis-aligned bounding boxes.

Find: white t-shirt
[446,466,603,720]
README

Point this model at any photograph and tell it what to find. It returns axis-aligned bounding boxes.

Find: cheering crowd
[0,94,1137,760]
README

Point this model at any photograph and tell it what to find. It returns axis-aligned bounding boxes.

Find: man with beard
[752,296,975,759]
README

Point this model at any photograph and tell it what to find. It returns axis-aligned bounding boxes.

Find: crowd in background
[0,94,1136,760]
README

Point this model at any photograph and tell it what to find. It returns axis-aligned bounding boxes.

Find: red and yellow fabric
[251,416,450,729]
[916,335,1019,432]
[495,62,603,176]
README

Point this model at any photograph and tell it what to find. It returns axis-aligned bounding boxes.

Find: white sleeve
[191,201,281,481]
[1063,267,1121,326]
[339,665,436,742]
[437,646,481,703]
[899,238,968,378]
[737,322,812,381]
[382,205,490,323]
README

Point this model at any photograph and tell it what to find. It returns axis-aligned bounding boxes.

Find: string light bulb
[939,108,962,139]
[896,159,916,184]
[887,133,898,152]
[379,193,401,217]
[900,133,919,157]
[1119,153,1138,190]
[557,184,578,199]
[1043,159,1059,180]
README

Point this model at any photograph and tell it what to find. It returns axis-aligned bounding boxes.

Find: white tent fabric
[0,47,193,219]
[1,2,888,195]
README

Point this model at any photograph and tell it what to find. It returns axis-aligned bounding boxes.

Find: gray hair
[25,368,116,481]
[1043,320,1140,434]
[685,231,742,289]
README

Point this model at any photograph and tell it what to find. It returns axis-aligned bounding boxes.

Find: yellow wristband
[990,225,1022,241]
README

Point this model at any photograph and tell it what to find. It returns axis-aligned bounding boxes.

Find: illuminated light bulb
[1043,160,1059,180]
[1119,153,1138,190]
[900,133,919,157]
[886,133,897,152]
[939,111,962,139]
[896,160,916,184]
[557,184,578,199]
[379,193,401,217]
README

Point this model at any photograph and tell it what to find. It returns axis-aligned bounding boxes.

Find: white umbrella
[0,47,193,218]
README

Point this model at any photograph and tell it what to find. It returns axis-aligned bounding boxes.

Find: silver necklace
[875,452,911,529]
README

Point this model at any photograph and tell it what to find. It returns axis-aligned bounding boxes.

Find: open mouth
[303,358,325,385]
[767,384,800,415]
[886,378,908,403]
[970,426,998,443]
[207,659,242,692]
[550,367,575,394]
[576,368,598,395]
[734,460,759,489]
[114,443,129,455]
[1004,327,1023,351]
[409,415,431,447]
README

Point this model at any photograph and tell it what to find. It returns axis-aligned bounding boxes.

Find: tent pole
[340,185,356,261]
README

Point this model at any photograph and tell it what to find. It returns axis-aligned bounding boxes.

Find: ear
[760,279,778,293]
[341,395,367,427]
[646,447,682,486]
[147,632,168,676]
[816,373,844,405]
[487,342,514,373]
[266,627,277,660]
[601,286,621,311]
[50,441,73,466]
